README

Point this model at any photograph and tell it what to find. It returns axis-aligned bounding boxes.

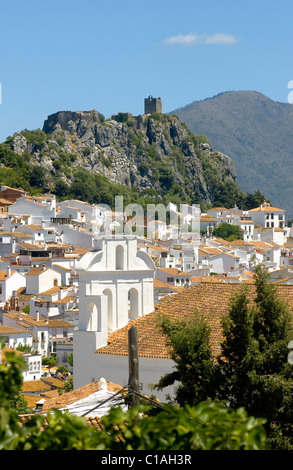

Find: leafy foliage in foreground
[0,342,267,450]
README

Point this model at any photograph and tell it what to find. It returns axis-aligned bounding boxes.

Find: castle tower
[144,96,162,114]
[73,234,155,385]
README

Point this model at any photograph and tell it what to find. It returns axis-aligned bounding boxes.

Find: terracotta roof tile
[154,279,184,292]
[158,268,190,276]
[25,267,48,276]
[96,283,293,359]
[38,286,61,295]
[0,324,29,335]
[0,269,16,280]
[248,204,285,212]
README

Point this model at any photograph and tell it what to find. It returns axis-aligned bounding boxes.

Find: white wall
[56,225,94,249]
[74,235,156,387]
[73,352,177,403]
[22,353,42,381]
[8,198,56,223]
[3,331,33,349]
[0,270,26,303]
[25,269,61,295]
[209,253,239,274]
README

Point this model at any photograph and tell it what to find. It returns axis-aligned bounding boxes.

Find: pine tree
[156,265,293,449]
[154,311,216,406]
[219,265,293,449]
[218,286,258,408]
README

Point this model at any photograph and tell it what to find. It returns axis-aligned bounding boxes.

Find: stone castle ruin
[144,96,162,114]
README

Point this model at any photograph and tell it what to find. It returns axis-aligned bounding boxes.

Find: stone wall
[144,96,162,114]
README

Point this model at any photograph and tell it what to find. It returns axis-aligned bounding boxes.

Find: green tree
[42,356,57,374]
[58,377,74,395]
[213,222,243,241]
[67,352,73,367]
[21,129,47,147]
[155,265,293,449]
[0,341,30,448]
[23,305,30,314]
[219,265,293,449]
[154,311,217,406]
[10,391,30,415]
[0,339,267,450]
[244,190,266,210]
[54,178,69,198]
[218,286,256,408]
[16,344,37,354]
[29,165,49,188]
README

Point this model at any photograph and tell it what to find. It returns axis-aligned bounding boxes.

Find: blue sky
[0,0,292,142]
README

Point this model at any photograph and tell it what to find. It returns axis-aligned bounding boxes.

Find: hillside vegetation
[0,109,263,211]
[172,90,293,217]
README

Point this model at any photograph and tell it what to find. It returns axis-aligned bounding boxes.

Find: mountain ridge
[172,90,293,217]
[0,110,251,211]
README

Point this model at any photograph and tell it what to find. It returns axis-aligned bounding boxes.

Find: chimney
[7,266,11,277]
[36,310,39,321]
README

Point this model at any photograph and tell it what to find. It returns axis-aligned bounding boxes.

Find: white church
[73,233,156,389]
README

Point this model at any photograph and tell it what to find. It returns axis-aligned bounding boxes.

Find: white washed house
[25,267,61,295]
[21,352,42,382]
[73,234,155,389]
[0,268,26,306]
[155,267,191,286]
[8,196,56,224]
[248,201,285,229]
[0,324,33,349]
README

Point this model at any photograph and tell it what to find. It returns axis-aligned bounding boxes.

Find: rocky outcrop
[10,110,238,205]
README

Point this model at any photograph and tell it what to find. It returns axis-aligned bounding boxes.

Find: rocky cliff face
[10,110,237,205]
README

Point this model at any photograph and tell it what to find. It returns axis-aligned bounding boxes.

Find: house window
[167,277,174,282]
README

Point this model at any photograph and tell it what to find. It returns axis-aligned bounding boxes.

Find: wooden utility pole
[128,326,139,407]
